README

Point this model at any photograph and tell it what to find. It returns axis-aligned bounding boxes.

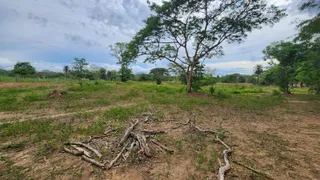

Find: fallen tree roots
[64,147,84,156]
[108,141,130,169]
[63,111,173,170]
[119,119,139,146]
[69,142,102,159]
[232,160,274,180]
[191,122,232,180]
[82,155,105,169]
[151,139,174,153]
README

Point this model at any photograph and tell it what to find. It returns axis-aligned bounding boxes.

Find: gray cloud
[87,0,150,29]
[64,33,102,47]
[59,0,77,9]
[28,13,47,27]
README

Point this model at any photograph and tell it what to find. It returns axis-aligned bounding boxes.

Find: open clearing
[0,81,319,179]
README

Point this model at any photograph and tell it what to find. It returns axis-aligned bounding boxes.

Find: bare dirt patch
[0,82,51,88]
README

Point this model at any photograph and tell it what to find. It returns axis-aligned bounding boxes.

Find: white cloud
[206,59,276,75]
[0,57,17,68]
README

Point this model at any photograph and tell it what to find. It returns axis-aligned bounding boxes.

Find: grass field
[0,81,319,179]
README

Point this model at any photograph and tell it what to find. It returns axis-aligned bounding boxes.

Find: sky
[0,0,314,75]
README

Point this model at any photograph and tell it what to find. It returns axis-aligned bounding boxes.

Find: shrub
[209,86,215,95]
[272,90,282,97]
[156,78,162,85]
[215,90,229,99]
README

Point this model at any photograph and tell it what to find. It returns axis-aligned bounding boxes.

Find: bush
[209,86,215,95]
[215,90,229,99]
[272,90,282,97]
[156,78,162,85]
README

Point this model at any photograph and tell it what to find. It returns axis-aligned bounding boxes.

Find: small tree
[109,42,135,82]
[72,57,88,79]
[125,0,286,92]
[13,62,36,78]
[254,64,264,85]
[63,65,69,77]
[149,68,169,85]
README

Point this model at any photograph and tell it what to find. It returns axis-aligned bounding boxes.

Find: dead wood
[69,142,102,159]
[123,140,137,161]
[172,118,190,129]
[85,135,107,144]
[151,139,174,153]
[216,137,232,180]
[232,160,274,180]
[82,155,105,169]
[119,119,139,146]
[108,141,130,169]
[64,147,84,156]
[190,122,231,180]
[141,130,168,135]
[71,145,91,158]
[131,132,152,157]
[191,122,220,135]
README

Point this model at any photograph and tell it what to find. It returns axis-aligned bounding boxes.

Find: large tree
[109,42,135,82]
[263,41,303,94]
[126,0,286,92]
[13,62,36,77]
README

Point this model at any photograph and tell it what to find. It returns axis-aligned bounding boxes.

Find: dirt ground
[0,85,319,180]
[0,82,51,88]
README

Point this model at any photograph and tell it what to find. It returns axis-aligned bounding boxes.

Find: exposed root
[172,118,190,129]
[69,142,102,159]
[131,132,151,157]
[64,147,84,156]
[71,145,91,158]
[119,120,139,146]
[82,155,105,169]
[108,141,130,169]
[233,160,274,180]
[141,130,167,135]
[190,122,231,180]
[151,139,174,153]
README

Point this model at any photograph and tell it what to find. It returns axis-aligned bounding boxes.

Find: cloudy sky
[0,0,314,75]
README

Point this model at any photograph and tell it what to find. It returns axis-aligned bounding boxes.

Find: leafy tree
[254,64,264,85]
[72,57,88,79]
[296,39,320,94]
[125,0,286,92]
[263,41,303,94]
[13,62,36,77]
[149,68,169,85]
[118,67,133,82]
[106,70,119,81]
[295,0,320,42]
[109,42,135,82]
[99,68,107,80]
[63,65,69,77]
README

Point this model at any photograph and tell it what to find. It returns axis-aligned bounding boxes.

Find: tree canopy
[126,0,286,92]
[13,62,36,77]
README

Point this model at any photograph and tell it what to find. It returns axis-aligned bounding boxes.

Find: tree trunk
[187,64,194,93]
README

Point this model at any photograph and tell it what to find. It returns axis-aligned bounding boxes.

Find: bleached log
[119,120,139,146]
[131,132,151,157]
[151,139,174,153]
[64,147,84,156]
[71,145,91,158]
[108,141,130,169]
[69,142,102,159]
[82,155,105,169]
